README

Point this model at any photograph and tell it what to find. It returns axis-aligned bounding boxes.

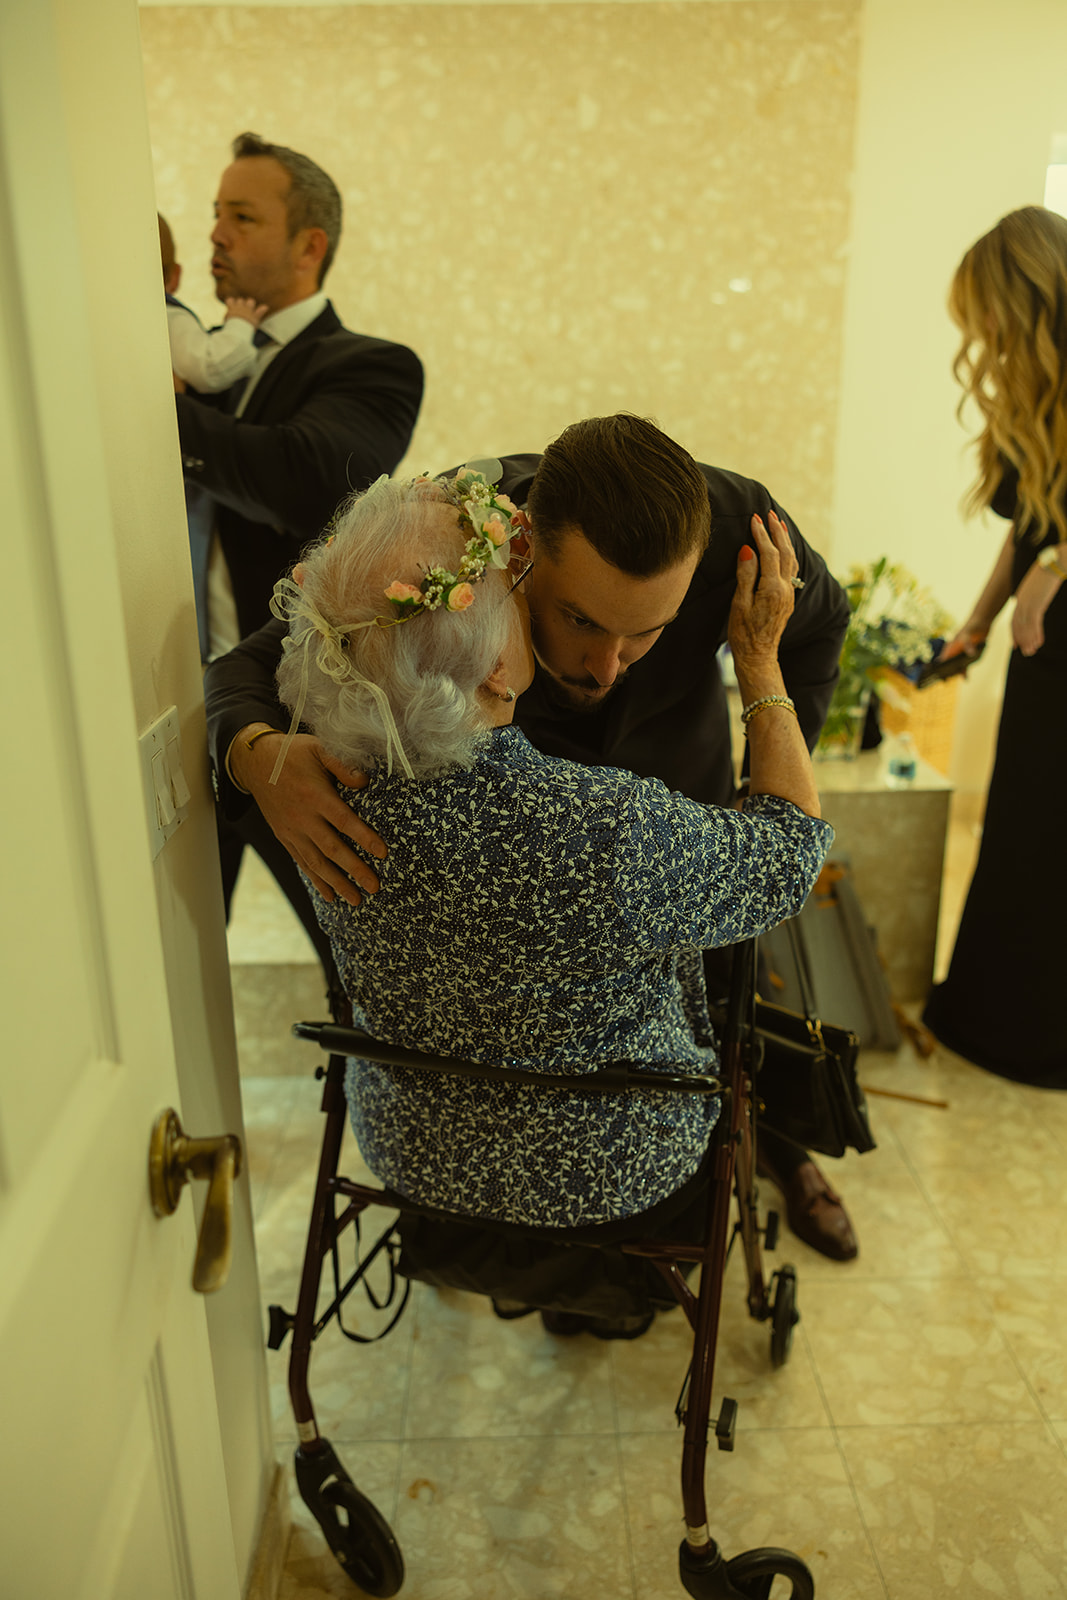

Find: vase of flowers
[817,557,954,760]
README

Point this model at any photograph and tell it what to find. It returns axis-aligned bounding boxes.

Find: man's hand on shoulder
[230,727,386,905]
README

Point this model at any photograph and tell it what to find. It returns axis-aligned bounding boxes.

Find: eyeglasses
[506,560,533,596]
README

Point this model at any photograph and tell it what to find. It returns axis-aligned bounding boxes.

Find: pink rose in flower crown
[384,580,422,605]
[482,512,510,547]
[446,583,475,612]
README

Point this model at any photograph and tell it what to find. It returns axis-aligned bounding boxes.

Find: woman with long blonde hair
[923,205,1067,1085]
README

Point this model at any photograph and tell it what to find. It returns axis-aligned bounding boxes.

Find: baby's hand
[224,296,269,326]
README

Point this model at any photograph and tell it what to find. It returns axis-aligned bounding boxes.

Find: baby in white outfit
[159,212,267,392]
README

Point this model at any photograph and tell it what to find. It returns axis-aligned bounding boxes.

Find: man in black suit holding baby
[176,131,423,924]
[176,131,423,653]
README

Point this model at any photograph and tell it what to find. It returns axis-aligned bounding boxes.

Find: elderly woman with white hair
[269,468,832,1330]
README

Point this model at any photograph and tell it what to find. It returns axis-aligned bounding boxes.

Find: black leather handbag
[753,922,876,1159]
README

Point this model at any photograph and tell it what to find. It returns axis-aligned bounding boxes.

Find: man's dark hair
[232,131,342,285]
[526,414,711,576]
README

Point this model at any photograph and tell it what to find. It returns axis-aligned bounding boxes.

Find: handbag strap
[784,916,825,1043]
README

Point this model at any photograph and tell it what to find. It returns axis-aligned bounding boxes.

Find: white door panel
[0,3,249,1595]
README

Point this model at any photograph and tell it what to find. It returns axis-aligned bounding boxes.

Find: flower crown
[380,466,530,621]
[265,466,529,787]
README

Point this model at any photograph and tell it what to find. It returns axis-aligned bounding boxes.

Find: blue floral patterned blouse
[311,727,832,1228]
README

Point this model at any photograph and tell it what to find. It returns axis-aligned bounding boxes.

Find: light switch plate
[139,705,189,859]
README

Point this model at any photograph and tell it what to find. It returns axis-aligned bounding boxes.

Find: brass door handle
[149,1108,243,1294]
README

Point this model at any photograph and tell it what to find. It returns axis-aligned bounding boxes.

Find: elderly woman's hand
[727,511,798,673]
[725,512,820,818]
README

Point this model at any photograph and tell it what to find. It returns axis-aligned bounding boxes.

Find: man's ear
[164,262,182,295]
[295,227,329,284]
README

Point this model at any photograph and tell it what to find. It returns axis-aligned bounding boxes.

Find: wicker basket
[875,667,960,776]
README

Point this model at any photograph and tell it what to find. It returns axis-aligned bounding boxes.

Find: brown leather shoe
[759,1156,859,1262]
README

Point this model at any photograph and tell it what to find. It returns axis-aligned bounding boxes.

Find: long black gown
[923,470,1067,1088]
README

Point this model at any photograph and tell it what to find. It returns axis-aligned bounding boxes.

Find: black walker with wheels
[268,936,813,1599]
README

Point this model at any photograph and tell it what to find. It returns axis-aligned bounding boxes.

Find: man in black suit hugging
[205,417,861,1260]
[178,131,423,930]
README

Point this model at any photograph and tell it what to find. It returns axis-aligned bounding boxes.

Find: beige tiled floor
[231,809,1067,1600]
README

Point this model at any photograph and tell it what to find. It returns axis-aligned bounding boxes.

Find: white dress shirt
[206,293,329,660]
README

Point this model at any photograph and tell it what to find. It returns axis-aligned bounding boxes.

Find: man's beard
[539,669,628,716]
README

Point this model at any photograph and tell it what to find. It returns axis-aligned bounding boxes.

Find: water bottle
[886,731,918,786]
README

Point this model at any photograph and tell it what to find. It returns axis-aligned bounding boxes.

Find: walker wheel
[678,1540,814,1599]
[770,1266,798,1368]
[295,1443,404,1597]
[727,1546,814,1599]
[321,1480,404,1596]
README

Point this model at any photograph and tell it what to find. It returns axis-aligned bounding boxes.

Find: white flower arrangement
[819,557,954,751]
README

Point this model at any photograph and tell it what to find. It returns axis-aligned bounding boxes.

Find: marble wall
[140,1,860,549]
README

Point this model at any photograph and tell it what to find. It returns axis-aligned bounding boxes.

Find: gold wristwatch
[1036,545,1067,581]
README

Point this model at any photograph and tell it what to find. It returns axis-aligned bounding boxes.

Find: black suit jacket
[177,303,423,640]
[204,452,848,813]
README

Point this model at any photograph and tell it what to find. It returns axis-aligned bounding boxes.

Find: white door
[0,5,245,1597]
[0,509,242,1600]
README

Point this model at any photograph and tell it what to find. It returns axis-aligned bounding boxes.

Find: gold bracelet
[227,726,284,796]
[740,694,797,737]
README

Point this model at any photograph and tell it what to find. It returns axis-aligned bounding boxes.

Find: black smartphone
[916,641,984,688]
